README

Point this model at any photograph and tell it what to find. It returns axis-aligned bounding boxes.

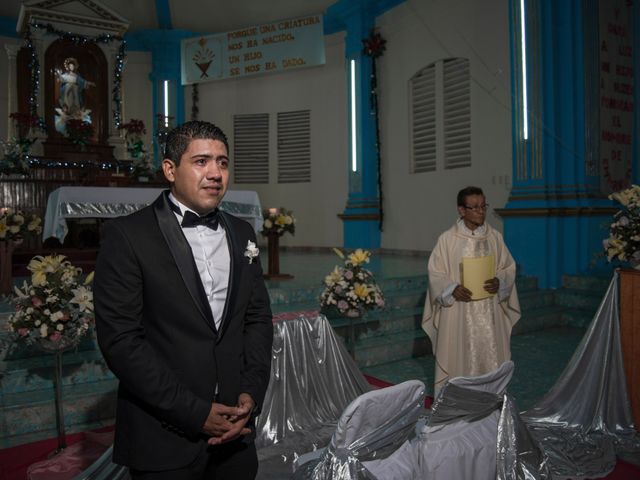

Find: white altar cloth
[43,186,263,242]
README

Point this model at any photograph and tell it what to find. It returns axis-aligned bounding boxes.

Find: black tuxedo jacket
[95,191,273,471]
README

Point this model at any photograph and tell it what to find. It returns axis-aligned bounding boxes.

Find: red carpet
[0,427,113,480]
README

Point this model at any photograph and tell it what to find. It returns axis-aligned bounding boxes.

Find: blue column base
[339,202,381,249]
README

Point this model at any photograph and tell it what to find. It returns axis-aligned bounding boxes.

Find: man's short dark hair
[164,121,229,165]
[457,186,484,206]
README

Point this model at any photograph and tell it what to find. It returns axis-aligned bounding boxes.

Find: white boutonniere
[244,240,259,264]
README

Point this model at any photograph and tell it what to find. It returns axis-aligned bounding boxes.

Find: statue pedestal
[42,140,114,165]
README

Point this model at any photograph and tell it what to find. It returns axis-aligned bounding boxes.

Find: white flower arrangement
[603,184,640,268]
[0,208,42,242]
[261,208,295,237]
[7,254,94,350]
[319,248,385,317]
[244,240,259,264]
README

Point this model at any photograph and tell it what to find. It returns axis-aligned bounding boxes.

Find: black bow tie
[181,209,220,230]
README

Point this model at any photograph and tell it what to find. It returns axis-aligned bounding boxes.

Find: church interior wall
[185,31,348,249]
[375,0,512,252]
[120,50,153,149]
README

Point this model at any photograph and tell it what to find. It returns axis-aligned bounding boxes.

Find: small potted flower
[0,112,43,176]
[130,151,157,182]
[320,248,386,318]
[604,184,640,269]
[119,119,147,158]
[65,118,94,149]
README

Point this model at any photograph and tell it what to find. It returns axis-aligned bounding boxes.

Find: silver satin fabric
[61,201,149,218]
[522,271,640,479]
[60,199,259,218]
[293,380,426,480]
[256,312,371,455]
[423,381,549,479]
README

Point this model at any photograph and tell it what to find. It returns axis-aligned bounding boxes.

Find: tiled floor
[361,326,586,411]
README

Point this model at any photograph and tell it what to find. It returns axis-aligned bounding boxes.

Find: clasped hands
[452,277,499,302]
[202,393,255,445]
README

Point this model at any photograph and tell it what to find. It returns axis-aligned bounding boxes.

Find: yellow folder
[461,255,496,300]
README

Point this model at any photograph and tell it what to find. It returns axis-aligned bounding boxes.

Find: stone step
[267,276,426,307]
[560,306,596,329]
[350,328,431,368]
[561,273,612,292]
[516,275,539,292]
[518,289,555,311]
[513,305,564,335]
[554,288,603,312]
[327,307,423,342]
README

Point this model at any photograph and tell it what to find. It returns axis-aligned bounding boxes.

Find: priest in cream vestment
[422,187,520,393]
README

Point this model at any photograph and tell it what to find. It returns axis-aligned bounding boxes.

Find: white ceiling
[0,0,336,34]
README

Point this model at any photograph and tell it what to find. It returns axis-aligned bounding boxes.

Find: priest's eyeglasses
[463,204,489,212]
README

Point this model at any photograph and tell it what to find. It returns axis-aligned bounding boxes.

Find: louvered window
[443,58,471,169]
[410,64,436,173]
[277,110,311,183]
[233,113,269,183]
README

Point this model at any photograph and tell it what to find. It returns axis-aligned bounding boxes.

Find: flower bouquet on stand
[7,254,95,453]
[320,248,386,319]
[604,184,640,269]
[0,209,43,295]
[260,207,295,279]
[320,248,386,355]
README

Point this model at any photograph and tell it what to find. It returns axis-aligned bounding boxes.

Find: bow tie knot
[181,209,220,230]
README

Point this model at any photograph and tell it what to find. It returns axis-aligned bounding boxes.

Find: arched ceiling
[0,0,336,34]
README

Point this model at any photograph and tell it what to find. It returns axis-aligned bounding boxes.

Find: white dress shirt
[169,193,230,330]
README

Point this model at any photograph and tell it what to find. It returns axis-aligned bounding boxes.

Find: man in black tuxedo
[95,121,273,479]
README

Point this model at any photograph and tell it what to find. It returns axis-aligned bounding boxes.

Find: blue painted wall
[504,0,639,288]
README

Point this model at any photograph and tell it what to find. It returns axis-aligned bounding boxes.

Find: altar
[43,186,264,242]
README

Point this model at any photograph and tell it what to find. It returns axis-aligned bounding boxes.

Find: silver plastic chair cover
[419,366,549,480]
[293,380,426,480]
[522,271,640,479]
[256,312,372,477]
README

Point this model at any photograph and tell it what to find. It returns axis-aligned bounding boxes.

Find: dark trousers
[129,440,258,480]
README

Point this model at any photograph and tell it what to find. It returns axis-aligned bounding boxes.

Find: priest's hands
[202,394,255,445]
[452,285,473,302]
[484,277,500,294]
[453,277,499,301]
